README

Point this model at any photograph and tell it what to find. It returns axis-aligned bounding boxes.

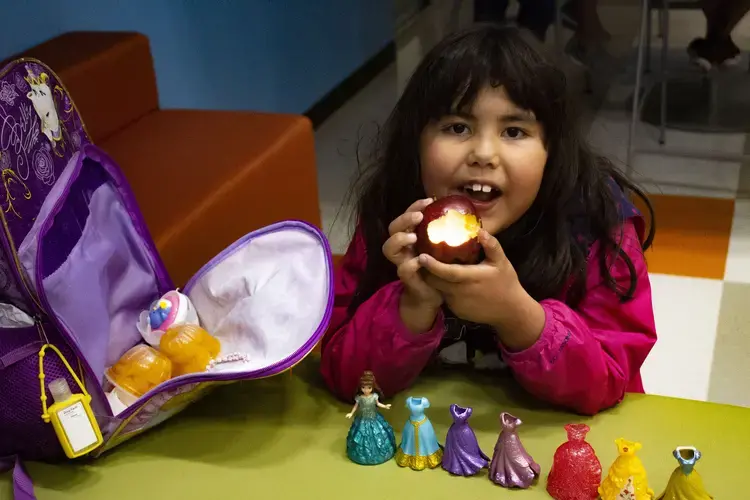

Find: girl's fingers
[396,255,422,283]
[388,198,433,236]
[388,210,423,236]
[405,197,434,214]
[382,232,417,264]
[397,257,435,298]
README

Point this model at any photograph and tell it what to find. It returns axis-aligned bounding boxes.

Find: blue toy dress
[346,394,397,465]
[395,396,442,470]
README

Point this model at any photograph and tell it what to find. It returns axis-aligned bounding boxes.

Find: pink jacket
[320,219,657,415]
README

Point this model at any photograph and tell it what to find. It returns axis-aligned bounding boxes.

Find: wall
[0,0,393,114]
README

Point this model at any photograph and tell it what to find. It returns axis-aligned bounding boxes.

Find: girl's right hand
[382,198,443,310]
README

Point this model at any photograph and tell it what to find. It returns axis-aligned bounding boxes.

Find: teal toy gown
[346,394,397,465]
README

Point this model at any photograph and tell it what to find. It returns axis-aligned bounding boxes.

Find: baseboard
[304,41,395,128]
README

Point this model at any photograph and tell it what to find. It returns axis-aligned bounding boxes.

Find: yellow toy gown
[657,446,713,500]
[599,438,655,500]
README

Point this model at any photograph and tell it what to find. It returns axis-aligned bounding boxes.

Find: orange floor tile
[634,194,734,280]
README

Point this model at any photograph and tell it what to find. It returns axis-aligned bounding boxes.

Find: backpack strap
[0,341,44,369]
[0,456,36,500]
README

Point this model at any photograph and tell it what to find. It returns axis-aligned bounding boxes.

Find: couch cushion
[101,109,321,286]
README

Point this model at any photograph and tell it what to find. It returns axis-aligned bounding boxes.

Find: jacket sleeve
[501,220,657,415]
[320,228,445,401]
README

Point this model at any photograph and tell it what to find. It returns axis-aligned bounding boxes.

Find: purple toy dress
[442,404,489,476]
[489,412,541,488]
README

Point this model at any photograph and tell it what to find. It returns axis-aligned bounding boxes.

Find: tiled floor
[315,2,750,408]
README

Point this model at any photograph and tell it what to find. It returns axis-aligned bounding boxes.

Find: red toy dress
[546,423,602,499]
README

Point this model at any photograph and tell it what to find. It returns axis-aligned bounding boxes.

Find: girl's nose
[468,138,500,168]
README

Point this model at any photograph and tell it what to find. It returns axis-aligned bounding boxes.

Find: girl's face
[419,86,547,236]
[361,384,373,395]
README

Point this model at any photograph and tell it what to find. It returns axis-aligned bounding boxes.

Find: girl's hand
[383,403,392,410]
[419,230,545,351]
[345,412,354,419]
[382,198,443,310]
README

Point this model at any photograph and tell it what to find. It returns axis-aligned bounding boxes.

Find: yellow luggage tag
[39,343,104,459]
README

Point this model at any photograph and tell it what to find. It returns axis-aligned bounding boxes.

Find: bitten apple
[415,195,482,264]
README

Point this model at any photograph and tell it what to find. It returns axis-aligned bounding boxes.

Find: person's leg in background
[564,0,610,66]
[689,0,750,68]
[516,0,557,41]
[474,0,509,23]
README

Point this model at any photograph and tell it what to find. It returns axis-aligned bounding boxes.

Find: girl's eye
[444,123,470,135]
[503,127,527,139]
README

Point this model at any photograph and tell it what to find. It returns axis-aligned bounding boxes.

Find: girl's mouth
[462,183,502,203]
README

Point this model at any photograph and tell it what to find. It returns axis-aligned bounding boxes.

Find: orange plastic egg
[159,324,221,376]
[105,344,172,398]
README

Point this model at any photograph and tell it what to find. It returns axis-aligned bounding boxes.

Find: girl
[321,24,657,416]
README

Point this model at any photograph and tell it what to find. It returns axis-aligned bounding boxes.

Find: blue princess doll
[345,371,397,465]
[396,396,443,470]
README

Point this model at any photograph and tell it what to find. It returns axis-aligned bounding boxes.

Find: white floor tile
[640,273,722,402]
[724,199,750,283]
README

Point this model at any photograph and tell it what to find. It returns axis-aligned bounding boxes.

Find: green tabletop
[2,358,749,499]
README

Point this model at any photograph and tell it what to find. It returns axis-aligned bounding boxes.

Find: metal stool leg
[645,0,652,73]
[627,0,651,172]
[555,0,563,55]
[658,0,669,145]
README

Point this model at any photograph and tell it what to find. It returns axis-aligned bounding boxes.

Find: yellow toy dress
[599,438,655,500]
[657,446,713,500]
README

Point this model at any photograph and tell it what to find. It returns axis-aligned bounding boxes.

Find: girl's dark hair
[348,24,655,312]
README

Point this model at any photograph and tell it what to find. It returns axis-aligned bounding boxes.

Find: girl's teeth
[465,184,494,193]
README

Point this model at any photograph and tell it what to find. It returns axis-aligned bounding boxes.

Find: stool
[626,0,750,175]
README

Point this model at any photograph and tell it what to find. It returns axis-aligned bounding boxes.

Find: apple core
[426,210,481,247]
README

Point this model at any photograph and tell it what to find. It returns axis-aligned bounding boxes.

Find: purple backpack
[0,60,333,499]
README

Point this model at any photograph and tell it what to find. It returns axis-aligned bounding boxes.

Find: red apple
[415,195,482,264]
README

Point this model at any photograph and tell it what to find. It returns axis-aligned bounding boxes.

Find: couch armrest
[101,109,322,286]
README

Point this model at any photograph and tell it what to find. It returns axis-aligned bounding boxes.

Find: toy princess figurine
[442,404,489,476]
[547,423,602,499]
[137,290,200,346]
[345,371,396,465]
[489,412,540,488]
[656,446,713,500]
[395,396,442,470]
[599,438,655,500]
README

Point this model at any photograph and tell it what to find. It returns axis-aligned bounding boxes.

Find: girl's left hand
[419,230,545,349]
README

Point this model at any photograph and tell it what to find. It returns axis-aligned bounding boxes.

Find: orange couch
[7,32,322,286]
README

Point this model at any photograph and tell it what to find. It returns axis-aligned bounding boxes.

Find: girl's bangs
[418,31,564,132]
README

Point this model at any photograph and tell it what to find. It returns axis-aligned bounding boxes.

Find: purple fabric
[18,152,90,294]
[0,59,171,463]
[1,456,36,500]
[13,457,36,500]
[0,321,87,461]
[40,167,160,376]
[441,404,489,476]
[0,61,88,243]
[489,412,541,489]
